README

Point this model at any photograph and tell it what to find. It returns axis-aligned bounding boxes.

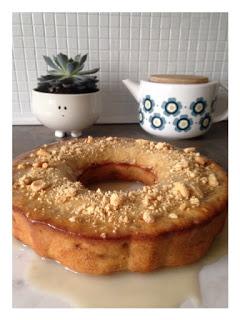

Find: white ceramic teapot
[123,76,228,139]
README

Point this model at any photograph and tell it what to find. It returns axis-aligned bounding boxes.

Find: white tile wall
[12,12,228,124]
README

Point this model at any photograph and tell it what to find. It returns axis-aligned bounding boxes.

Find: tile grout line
[168,13,175,73]
[97,12,100,71]
[195,14,203,75]
[156,15,161,73]
[12,56,23,114]
[97,12,102,114]
[165,13,171,74]
[147,13,152,77]
[214,12,221,81]
[185,13,191,75]
[65,12,70,57]
[176,14,182,74]
[87,13,90,70]
[19,13,32,113]
[219,13,226,83]
[221,40,228,87]
[42,12,48,58]
[203,13,211,78]
[128,13,132,84]
[76,13,80,54]
[119,12,122,85]
[31,13,40,80]
[53,13,58,54]
[137,13,142,82]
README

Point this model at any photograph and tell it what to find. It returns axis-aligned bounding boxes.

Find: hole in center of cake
[78,163,156,192]
[87,180,144,192]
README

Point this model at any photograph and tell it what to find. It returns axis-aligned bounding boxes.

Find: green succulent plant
[36,53,100,94]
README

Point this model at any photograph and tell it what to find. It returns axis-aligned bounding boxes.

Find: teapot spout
[122,79,140,103]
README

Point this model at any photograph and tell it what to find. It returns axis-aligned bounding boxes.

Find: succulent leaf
[74,54,81,62]
[66,62,75,74]
[36,52,99,94]
[56,53,68,70]
[47,70,63,75]
[79,54,88,66]
[72,64,85,73]
[68,61,80,74]
[53,56,63,69]
[43,56,59,70]
[78,68,100,75]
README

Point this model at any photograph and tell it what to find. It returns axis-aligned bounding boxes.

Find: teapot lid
[149,74,209,84]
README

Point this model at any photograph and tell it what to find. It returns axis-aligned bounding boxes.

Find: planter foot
[71,131,82,138]
[55,130,65,138]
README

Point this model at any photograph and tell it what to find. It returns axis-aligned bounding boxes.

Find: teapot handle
[212,83,228,123]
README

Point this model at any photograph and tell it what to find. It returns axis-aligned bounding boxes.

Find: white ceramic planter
[123,79,228,139]
[32,90,100,137]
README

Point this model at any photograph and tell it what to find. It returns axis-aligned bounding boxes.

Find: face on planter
[32,92,98,131]
[45,102,96,131]
[50,104,78,129]
[54,104,80,126]
[57,105,68,119]
[53,104,82,129]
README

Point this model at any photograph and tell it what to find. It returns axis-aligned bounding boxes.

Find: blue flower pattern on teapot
[173,115,193,132]
[161,98,182,116]
[142,95,155,113]
[149,113,166,130]
[140,94,212,133]
[199,113,212,131]
[190,97,207,116]
[139,109,144,124]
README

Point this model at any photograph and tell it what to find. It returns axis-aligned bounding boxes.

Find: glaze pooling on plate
[13,216,228,307]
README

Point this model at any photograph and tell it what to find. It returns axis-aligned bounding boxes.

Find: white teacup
[123,79,228,139]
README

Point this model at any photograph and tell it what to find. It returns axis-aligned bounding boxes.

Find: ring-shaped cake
[13,137,227,274]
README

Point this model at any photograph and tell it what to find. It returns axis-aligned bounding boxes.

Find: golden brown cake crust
[12,137,228,274]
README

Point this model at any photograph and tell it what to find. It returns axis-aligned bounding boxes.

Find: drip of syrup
[13,181,228,307]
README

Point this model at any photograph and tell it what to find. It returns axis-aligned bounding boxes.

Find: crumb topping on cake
[143,211,155,223]
[13,137,227,236]
[208,173,219,187]
[168,213,178,219]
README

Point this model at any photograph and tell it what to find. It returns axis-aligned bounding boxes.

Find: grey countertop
[13,122,228,170]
